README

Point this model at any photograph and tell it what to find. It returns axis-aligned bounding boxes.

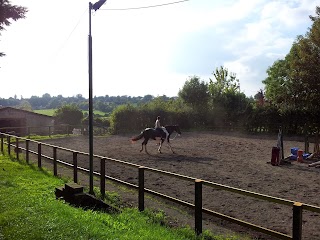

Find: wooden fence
[1,132,320,240]
[0,124,73,137]
[0,124,108,137]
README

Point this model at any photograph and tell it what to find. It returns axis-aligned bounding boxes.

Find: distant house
[0,107,54,136]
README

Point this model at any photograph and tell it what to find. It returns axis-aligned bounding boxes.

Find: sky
[0,0,318,99]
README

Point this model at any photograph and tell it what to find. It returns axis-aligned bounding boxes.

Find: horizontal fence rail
[1,132,320,240]
[0,124,108,138]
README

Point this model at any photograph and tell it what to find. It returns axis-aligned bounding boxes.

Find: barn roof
[0,107,54,119]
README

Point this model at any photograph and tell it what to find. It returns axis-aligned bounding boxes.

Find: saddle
[154,127,168,139]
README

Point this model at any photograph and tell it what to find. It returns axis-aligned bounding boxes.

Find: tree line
[0,94,176,115]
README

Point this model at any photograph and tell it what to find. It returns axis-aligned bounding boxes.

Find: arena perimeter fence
[0,124,108,137]
[1,133,320,240]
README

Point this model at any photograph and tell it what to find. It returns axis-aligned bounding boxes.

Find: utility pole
[88,0,107,195]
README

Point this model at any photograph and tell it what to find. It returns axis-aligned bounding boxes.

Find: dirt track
[32,131,320,239]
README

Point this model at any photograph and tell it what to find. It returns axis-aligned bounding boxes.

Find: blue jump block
[291,147,299,156]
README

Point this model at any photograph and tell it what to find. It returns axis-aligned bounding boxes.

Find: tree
[262,6,320,111]
[141,95,153,103]
[287,7,320,111]
[208,66,249,126]
[54,104,83,126]
[17,100,32,111]
[41,93,51,108]
[28,95,41,109]
[178,76,209,112]
[209,66,240,102]
[0,0,27,57]
[262,59,290,107]
[47,98,61,109]
[208,66,242,108]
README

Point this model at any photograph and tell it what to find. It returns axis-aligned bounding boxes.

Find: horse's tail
[131,132,144,143]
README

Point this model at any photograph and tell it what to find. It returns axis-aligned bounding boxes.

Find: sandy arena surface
[26,131,320,239]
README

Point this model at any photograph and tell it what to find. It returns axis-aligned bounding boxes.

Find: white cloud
[211,0,318,96]
[261,0,318,28]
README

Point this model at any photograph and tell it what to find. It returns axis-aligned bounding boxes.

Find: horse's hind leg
[158,139,165,153]
[142,139,149,154]
[140,143,144,152]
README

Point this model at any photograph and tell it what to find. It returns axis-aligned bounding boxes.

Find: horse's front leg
[167,138,174,153]
[168,142,174,153]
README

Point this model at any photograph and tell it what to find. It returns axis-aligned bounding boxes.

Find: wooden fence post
[7,136,11,156]
[195,179,203,236]
[53,147,57,176]
[16,138,19,160]
[73,151,78,183]
[26,139,29,163]
[304,125,309,153]
[1,134,3,153]
[38,143,42,168]
[293,202,303,240]
[139,167,145,212]
[100,158,106,198]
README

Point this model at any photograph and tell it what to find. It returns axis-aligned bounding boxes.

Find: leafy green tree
[208,66,250,127]
[17,100,32,111]
[287,32,320,110]
[41,93,51,108]
[28,95,42,109]
[263,6,320,111]
[141,95,154,103]
[178,76,209,112]
[0,0,27,57]
[109,104,141,133]
[47,96,63,109]
[54,104,83,125]
[209,66,240,102]
[262,59,290,107]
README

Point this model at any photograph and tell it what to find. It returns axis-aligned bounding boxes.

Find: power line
[100,0,190,11]
[54,8,87,55]
[64,8,88,43]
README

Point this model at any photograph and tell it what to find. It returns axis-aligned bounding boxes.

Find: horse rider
[155,116,165,136]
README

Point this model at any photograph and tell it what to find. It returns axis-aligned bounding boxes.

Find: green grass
[34,109,107,117]
[0,153,244,240]
[34,109,56,116]
[26,134,73,141]
[82,110,107,117]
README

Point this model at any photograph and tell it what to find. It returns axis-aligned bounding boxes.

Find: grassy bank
[0,153,242,240]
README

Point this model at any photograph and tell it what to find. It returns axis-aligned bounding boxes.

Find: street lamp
[88,0,107,194]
